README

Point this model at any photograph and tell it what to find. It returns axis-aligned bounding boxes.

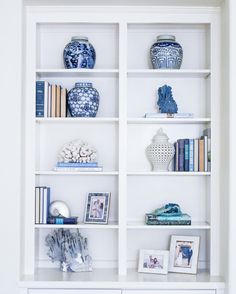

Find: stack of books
[35,186,51,224]
[36,81,67,117]
[54,162,103,172]
[174,128,211,172]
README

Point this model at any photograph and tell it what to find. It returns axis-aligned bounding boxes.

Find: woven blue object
[68,82,99,117]
[157,84,178,114]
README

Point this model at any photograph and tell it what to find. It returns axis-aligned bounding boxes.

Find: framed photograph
[84,192,111,224]
[138,249,169,275]
[169,235,200,274]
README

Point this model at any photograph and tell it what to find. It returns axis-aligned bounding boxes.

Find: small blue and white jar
[67,82,99,117]
[63,36,96,69]
[150,35,183,69]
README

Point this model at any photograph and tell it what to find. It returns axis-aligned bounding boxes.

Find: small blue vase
[63,36,96,69]
[150,35,183,69]
[67,82,99,117]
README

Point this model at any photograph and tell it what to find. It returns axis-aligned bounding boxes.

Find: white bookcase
[21,5,224,293]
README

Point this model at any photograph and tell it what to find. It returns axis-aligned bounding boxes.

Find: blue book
[43,187,51,224]
[178,139,185,171]
[189,139,194,172]
[184,139,189,171]
[56,162,98,167]
[36,81,45,117]
[47,216,78,224]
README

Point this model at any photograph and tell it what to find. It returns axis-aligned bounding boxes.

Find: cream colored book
[60,88,67,117]
[51,85,56,117]
[56,85,61,117]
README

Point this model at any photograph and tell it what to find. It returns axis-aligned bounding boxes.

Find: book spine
[144,113,194,118]
[43,187,51,224]
[51,85,56,117]
[175,142,179,171]
[36,81,45,117]
[194,139,199,172]
[178,139,185,171]
[146,220,191,225]
[54,167,103,172]
[189,139,194,172]
[47,217,78,224]
[56,162,98,167]
[44,81,49,118]
[199,138,205,172]
[39,187,44,224]
[203,135,208,172]
[35,187,40,224]
[48,84,52,117]
[56,85,61,117]
[60,88,67,118]
[184,139,189,171]
[207,137,211,172]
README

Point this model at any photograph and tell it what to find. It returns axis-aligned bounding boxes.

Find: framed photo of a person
[138,250,169,275]
[169,235,200,274]
[84,192,111,224]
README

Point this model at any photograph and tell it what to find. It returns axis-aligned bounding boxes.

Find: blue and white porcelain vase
[63,36,96,69]
[150,35,183,69]
[67,82,99,117]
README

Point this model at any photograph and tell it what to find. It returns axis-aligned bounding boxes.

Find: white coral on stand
[58,139,97,163]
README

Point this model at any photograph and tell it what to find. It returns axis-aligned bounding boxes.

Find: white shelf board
[127,69,211,78]
[35,171,119,176]
[127,171,211,176]
[19,268,224,289]
[35,117,119,123]
[127,221,211,230]
[35,222,118,229]
[36,68,119,78]
[127,118,211,124]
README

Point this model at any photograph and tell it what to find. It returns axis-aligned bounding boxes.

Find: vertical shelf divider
[118,21,128,276]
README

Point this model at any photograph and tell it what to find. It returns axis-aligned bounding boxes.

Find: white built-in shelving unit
[21,5,225,293]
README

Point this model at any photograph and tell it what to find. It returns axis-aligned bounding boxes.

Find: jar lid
[71,36,88,41]
[157,35,176,41]
[75,82,92,88]
[152,128,169,143]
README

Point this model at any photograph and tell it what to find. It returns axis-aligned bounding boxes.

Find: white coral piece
[58,139,97,163]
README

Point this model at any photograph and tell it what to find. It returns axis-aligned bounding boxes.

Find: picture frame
[84,192,111,224]
[169,235,200,274]
[138,249,169,275]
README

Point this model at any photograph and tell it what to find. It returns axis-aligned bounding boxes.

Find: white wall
[0,0,22,293]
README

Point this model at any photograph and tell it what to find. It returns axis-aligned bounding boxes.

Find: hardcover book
[36,81,45,117]
[184,139,189,171]
[47,216,78,224]
[145,213,191,225]
[178,139,185,171]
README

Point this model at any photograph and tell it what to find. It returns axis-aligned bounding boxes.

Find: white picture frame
[169,235,200,274]
[138,249,169,275]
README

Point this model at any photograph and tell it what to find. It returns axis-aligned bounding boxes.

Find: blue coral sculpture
[157,84,178,114]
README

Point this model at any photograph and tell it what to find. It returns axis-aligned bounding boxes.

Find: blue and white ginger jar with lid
[67,82,99,117]
[63,36,96,69]
[150,35,183,69]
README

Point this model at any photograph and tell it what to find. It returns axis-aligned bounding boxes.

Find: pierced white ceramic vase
[146,128,175,172]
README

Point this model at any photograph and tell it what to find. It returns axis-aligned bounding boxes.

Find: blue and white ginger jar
[68,82,99,117]
[63,36,96,69]
[150,35,183,69]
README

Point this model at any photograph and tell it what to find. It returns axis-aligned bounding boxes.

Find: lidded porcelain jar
[67,82,99,117]
[63,36,96,69]
[146,128,175,172]
[150,35,183,69]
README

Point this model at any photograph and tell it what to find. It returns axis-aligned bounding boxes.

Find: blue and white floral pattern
[67,82,99,117]
[150,37,183,69]
[63,38,96,69]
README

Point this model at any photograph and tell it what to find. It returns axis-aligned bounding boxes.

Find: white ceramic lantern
[146,128,175,172]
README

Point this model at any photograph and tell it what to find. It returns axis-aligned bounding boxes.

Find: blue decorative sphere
[150,35,183,69]
[67,82,99,117]
[63,36,96,69]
